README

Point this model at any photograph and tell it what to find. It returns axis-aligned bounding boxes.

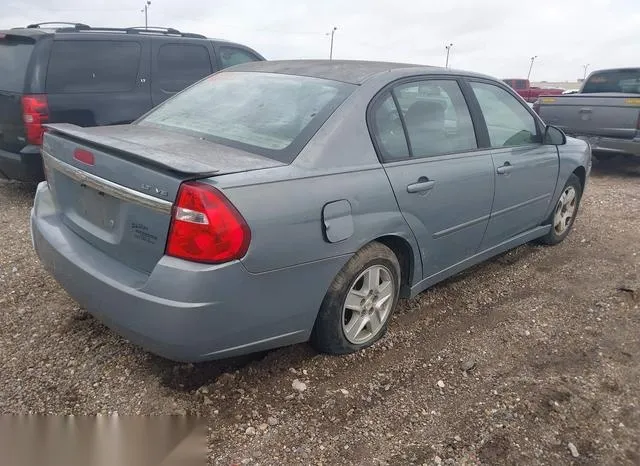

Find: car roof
[588,67,640,73]
[227,59,494,85]
[2,25,208,41]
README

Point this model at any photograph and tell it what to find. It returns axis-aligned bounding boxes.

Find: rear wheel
[311,242,400,354]
[538,173,582,245]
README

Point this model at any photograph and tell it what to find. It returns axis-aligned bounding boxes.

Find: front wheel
[311,242,400,355]
[538,173,582,245]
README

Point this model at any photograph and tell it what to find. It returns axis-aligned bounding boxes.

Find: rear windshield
[0,35,34,92]
[582,69,640,94]
[137,71,355,162]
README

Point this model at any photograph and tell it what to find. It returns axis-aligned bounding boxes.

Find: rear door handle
[496,162,513,175]
[407,177,436,193]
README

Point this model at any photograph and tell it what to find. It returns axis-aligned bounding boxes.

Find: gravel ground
[1,157,639,465]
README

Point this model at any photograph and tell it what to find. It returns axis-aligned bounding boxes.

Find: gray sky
[3,0,639,81]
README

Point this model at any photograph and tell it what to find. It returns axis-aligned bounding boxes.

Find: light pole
[583,64,590,80]
[445,43,453,68]
[141,1,151,30]
[527,55,537,80]
[327,27,337,60]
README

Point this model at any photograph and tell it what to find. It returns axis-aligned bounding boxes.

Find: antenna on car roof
[26,22,90,30]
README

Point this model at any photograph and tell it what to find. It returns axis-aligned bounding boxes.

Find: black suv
[0,23,264,181]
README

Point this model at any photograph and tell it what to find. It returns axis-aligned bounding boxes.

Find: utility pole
[141,1,151,30]
[445,43,453,68]
[583,63,590,80]
[527,55,537,80]
[328,27,337,60]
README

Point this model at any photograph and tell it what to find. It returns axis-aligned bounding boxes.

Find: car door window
[219,46,261,69]
[156,43,213,93]
[46,41,141,93]
[370,92,410,160]
[470,81,540,147]
[393,80,477,158]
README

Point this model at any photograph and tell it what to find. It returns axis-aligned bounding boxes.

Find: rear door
[371,78,495,280]
[467,80,559,249]
[150,39,216,106]
[45,37,151,127]
[0,32,37,153]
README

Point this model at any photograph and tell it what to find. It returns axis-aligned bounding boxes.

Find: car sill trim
[432,214,491,239]
[42,150,173,215]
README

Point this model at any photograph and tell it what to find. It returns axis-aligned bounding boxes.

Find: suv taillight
[166,182,251,263]
[21,95,49,145]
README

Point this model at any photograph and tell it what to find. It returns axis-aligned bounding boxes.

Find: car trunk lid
[43,124,285,273]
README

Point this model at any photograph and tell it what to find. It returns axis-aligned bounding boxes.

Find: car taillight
[21,94,49,145]
[166,181,251,263]
[532,99,541,115]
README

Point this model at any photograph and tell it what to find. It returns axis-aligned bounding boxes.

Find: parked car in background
[0,22,264,182]
[534,67,640,160]
[31,60,591,362]
[503,78,565,103]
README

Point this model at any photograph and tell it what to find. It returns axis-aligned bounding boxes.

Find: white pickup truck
[534,68,640,160]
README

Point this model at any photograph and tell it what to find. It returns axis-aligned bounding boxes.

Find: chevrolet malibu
[31,60,591,362]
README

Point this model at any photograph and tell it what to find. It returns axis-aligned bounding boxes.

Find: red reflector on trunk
[73,149,95,166]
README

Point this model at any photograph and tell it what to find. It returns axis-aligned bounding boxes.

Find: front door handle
[496,162,513,175]
[407,177,436,193]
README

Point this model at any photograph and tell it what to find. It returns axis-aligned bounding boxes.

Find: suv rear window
[582,69,640,94]
[514,79,528,89]
[0,35,35,92]
[138,71,354,163]
[46,40,141,93]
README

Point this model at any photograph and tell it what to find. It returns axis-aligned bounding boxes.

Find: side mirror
[544,125,567,145]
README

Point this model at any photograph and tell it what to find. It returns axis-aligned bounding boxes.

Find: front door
[370,78,495,279]
[467,81,559,249]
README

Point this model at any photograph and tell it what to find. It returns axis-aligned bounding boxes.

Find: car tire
[537,173,582,245]
[311,241,401,355]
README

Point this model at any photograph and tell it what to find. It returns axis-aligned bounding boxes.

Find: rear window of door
[46,40,141,93]
[0,35,35,92]
[156,43,213,93]
[219,46,262,69]
[371,79,478,161]
[469,81,540,147]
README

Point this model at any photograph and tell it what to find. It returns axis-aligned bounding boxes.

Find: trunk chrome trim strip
[42,150,173,215]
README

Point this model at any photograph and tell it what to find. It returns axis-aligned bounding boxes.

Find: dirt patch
[0,157,639,465]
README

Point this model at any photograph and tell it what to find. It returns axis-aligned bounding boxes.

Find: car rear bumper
[573,135,640,157]
[30,182,348,362]
[0,146,45,182]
